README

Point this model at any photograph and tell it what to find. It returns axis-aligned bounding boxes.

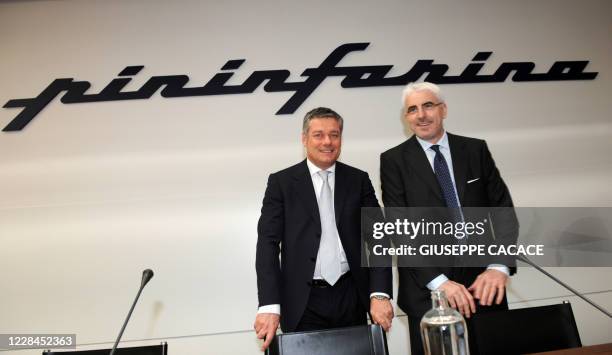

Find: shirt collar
[306,159,336,176]
[415,131,449,153]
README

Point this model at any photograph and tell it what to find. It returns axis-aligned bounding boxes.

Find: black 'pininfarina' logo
[2,43,598,131]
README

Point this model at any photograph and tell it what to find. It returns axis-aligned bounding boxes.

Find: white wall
[0,0,610,354]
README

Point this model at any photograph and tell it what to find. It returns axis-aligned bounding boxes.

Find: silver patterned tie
[317,170,342,285]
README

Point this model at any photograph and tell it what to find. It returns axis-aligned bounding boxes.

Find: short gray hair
[401,82,445,110]
[302,107,344,133]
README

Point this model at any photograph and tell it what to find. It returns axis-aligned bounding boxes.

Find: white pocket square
[467,178,480,184]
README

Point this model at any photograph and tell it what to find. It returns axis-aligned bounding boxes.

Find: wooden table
[528,343,612,355]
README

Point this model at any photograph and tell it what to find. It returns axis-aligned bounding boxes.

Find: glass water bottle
[420,290,470,355]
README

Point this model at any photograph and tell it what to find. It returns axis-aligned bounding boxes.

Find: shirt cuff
[370,292,391,299]
[258,304,281,315]
[427,274,449,290]
[487,264,510,276]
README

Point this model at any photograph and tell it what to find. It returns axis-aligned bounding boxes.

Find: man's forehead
[405,90,439,105]
[308,118,341,130]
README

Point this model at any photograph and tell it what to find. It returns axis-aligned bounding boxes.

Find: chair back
[43,343,167,355]
[266,324,388,355]
[469,302,581,355]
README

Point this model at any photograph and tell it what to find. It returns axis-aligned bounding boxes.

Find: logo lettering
[2,43,598,132]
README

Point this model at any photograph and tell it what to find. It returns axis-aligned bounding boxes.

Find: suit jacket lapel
[292,160,321,233]
[448,133,468,205]
[403,137,444,202]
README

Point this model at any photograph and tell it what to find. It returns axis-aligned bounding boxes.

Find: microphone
[516,256,611,318]
[141,269,154,287]
[109,269,155,355]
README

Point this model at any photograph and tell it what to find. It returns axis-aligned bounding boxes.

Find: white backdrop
[1,0,611,354]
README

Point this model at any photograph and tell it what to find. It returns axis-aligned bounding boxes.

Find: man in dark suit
[254,107,393,351]
[380,82,516,355]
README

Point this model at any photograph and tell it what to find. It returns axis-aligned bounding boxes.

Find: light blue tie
[317,170,341,285]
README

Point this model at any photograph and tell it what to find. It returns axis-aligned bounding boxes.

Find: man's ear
[441,103,448,119]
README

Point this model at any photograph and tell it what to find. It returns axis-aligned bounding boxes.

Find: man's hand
[370,297,394,331]
[439,280,476,318]
[254,313,280,351]
[468,269,508,306]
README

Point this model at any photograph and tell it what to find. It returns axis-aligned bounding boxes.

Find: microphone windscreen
[141,269,154,287]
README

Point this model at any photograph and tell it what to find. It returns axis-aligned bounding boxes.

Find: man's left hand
[370,297,394,331]
[253,313,280,351]
[467,269,508,306]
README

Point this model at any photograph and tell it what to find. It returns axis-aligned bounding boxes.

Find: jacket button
[316,233,321,238]
[310,257,316,262]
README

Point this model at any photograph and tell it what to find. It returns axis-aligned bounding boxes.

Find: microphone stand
[516,256,611,318]
[109,269,154,355]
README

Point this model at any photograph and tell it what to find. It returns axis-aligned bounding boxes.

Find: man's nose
[415,106,426,119]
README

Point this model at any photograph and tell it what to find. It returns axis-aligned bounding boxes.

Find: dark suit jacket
[380,133,516,317]
[256,159,393,332]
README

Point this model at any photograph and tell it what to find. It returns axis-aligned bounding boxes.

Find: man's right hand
[254,313,280,351]
[439,280,476,318]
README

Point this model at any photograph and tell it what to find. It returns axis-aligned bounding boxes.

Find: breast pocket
[464,177,488,204]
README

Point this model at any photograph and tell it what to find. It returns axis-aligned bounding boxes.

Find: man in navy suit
[380,82,516,355]
[255,107,393,351]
